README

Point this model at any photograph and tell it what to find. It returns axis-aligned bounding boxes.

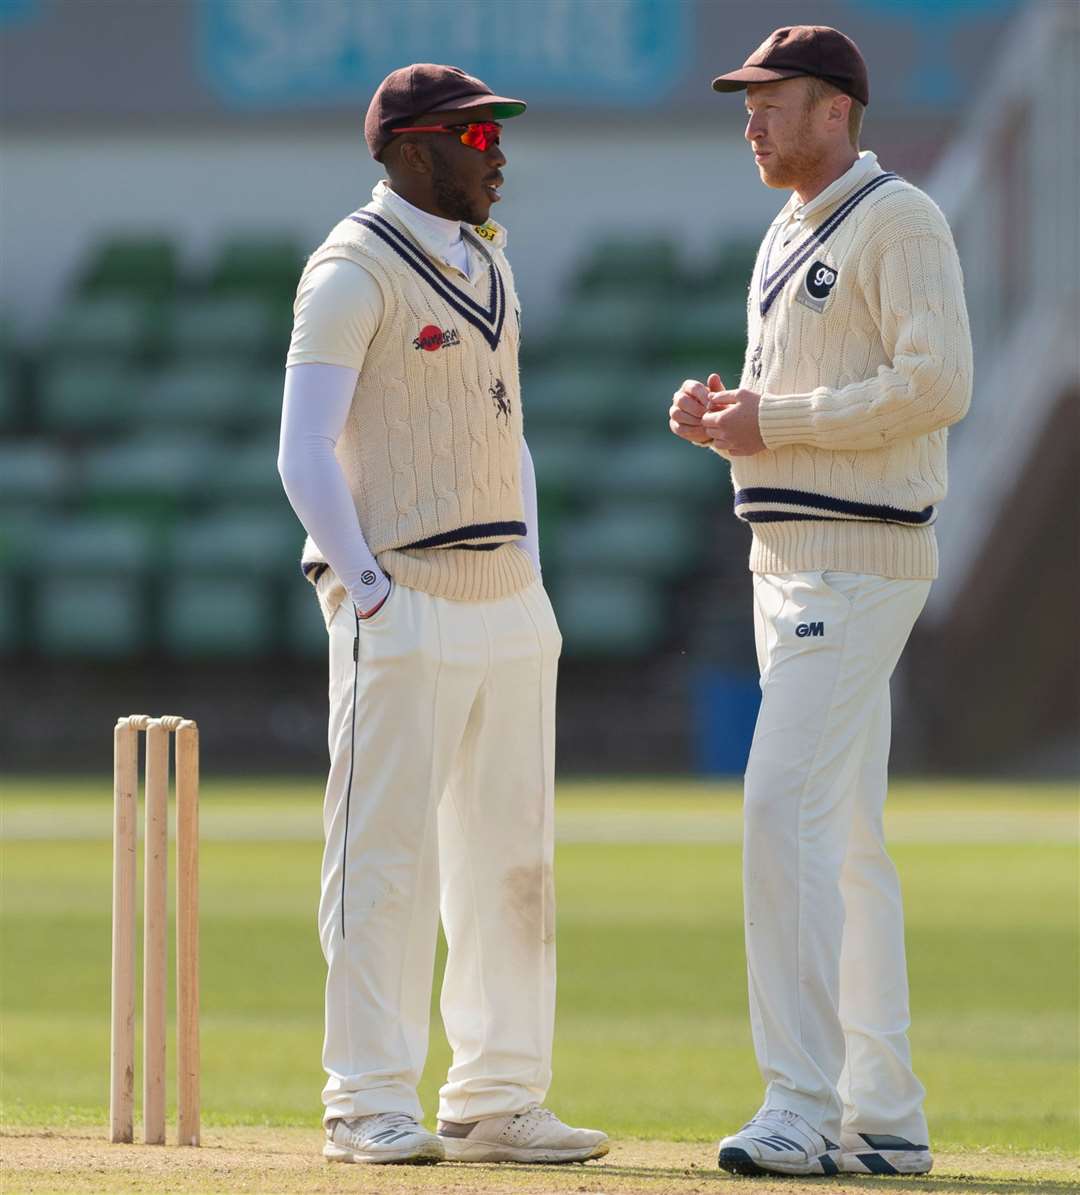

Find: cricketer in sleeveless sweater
[296,192,534,625]
[722,151,973,581]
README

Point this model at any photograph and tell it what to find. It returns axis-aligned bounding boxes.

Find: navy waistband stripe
[735,486,934,526]
[403,520,527,550]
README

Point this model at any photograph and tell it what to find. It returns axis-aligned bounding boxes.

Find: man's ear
[828,92,851,135]
[396,138,433,176]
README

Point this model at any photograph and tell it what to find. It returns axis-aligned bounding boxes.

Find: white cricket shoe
[323,1112,445,1165]
[437,1104,609,1163]
[840,1131,933,1174]
[717,1108,841,1176]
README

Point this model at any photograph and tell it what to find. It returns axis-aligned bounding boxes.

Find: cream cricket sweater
[728,151,973,579]
[293,199,534,622]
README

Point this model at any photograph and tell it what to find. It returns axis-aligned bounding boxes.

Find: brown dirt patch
[2,1128,1077,1195]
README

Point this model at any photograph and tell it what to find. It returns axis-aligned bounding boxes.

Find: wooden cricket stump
[110,715,200,1146]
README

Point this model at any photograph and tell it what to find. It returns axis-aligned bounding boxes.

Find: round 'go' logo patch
[805,261,838,300]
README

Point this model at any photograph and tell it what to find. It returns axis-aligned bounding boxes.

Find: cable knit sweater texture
[727,152,973,580]
[292,203,534,623]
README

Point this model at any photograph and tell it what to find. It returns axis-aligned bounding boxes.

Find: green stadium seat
[243,368,287,428]
[208,235,305,303]
[77,236,179,302]
[288,583,327,658]
[45,295,154,360]
[0,514,41,653]
[80,435,222,516]
[37,362,142,432]
[29,516,154,656]
[0,510,44,570]
[206,437,288,507]
[573,235,680,295]
[535,493,563,581]
[170,297,279,361]
[161,576,275,656]
[169,510,301,577]
[139,363,257,429]
[554,573,665,657]
[526,432,599,500]
[550,294,656,357]
[552,504,698,579]
[700,237,761,290]
[606,366,680,428]
[0,368,17,431]
[33,515,155,573]
[523,365,621,430]
[0,574,18,653]
[36,578,146,657]
[0,442,69,509]
[525,434,599,576]
[594,433,726,503]
[652,297,748,362]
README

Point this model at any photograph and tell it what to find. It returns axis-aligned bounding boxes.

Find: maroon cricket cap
[364,64,527,161]
[712,26,869,106]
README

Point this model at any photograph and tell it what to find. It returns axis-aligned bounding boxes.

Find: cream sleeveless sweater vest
[298,207,534,622]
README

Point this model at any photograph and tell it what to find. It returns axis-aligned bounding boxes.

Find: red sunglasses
[391,121,502,152]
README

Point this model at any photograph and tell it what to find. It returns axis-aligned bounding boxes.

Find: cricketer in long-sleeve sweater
[703,149,972,1156]
[722,150,972,579]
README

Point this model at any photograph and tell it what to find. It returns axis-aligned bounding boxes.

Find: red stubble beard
[752,114,821,191]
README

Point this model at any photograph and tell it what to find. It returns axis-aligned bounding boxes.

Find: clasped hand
[668,373,766,456]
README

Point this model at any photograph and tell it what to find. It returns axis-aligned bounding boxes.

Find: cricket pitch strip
[4,1128,1078,1195]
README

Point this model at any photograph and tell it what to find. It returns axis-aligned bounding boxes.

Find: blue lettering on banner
[0,0,40,27]
[859,0,1014,106]
[198,0,689,109]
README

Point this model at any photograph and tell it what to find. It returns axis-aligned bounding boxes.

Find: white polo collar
[780,150,882,227]
[369,181,508,274]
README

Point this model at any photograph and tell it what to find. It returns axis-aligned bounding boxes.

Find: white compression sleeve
[520,438,541,577]
[278,363,391,614]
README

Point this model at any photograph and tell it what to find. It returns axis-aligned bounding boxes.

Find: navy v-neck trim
[350,210,507,350]
[758,173,898,317]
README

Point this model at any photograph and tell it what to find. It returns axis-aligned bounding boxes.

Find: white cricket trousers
[744,570,931,1147]
[318,578,561,1126]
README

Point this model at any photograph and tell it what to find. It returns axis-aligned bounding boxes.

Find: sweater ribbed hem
[748,520,938,580]
[311,543,535,628]
[380,543,535,600]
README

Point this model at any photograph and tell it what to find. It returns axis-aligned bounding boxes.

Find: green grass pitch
[2,778,1077,1154]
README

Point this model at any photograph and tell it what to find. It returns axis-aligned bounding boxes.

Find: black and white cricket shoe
[323,1112,445,1164]
[717,1108,841,1176]
[437,1103,609,1163]
[840,1132,933,1174]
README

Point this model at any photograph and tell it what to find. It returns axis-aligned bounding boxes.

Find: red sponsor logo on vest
[414,325,461,352]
